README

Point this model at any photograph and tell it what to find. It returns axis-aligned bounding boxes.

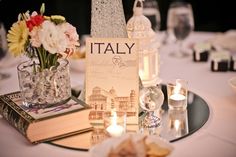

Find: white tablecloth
[0,32,236,157]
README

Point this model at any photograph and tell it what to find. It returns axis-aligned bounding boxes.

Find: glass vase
[17,59,71,108]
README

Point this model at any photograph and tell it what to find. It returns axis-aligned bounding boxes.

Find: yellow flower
[7,21,29,56]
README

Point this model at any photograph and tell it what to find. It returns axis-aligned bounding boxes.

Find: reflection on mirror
[50,85,209,150]
[90,128,108,146]
[161,109,189,140]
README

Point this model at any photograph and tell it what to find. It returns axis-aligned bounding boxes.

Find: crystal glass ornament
[139,85,164,129]
[91,0,128,38]
[127,0,161,86]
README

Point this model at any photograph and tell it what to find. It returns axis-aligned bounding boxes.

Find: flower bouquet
[7,4,80,107]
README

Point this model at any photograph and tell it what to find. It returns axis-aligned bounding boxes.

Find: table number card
[86,38,139,124]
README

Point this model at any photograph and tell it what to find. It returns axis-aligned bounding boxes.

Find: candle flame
[173,81,182,94]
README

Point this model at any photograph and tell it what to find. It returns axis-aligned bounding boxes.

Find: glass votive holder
[167,79,188,110]
[103,110,126,137]
[168,109,189,138]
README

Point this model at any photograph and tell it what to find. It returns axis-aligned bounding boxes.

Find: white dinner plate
[89,133,174,157]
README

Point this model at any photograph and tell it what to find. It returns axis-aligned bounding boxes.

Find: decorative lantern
[127,0,161,86]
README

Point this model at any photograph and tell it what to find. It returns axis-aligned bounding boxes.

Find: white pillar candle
[143,55,149,78]
[139,55,150,81]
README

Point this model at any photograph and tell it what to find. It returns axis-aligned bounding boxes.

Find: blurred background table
[0,31,236,157]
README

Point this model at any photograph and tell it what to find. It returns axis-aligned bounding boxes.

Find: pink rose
[59,23,80,55]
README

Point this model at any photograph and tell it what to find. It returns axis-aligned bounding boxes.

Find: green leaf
[40,3,45,15]
[50,15,66,24]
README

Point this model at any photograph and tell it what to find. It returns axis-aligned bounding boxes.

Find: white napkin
[209,30,236,52]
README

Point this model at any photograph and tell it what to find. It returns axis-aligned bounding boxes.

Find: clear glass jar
[17,59,71,108]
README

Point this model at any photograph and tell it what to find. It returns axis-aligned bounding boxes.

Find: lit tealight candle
[106,111,124,137]
[170,93,186,101]
[169,93,186,109]
[169,81,187,109]
[106,123,124,137]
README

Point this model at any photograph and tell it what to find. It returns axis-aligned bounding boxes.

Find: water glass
[167,2,194,57]
[143,0,161,32]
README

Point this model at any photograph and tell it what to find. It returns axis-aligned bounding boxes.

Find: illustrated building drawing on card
[86,38,139,124]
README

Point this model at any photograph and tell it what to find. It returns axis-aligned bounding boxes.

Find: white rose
[59,22,79,48]
[38,21,67,54]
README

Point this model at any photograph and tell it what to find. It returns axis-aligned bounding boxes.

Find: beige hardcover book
[0,92,93,144]
[86,38,139,124]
